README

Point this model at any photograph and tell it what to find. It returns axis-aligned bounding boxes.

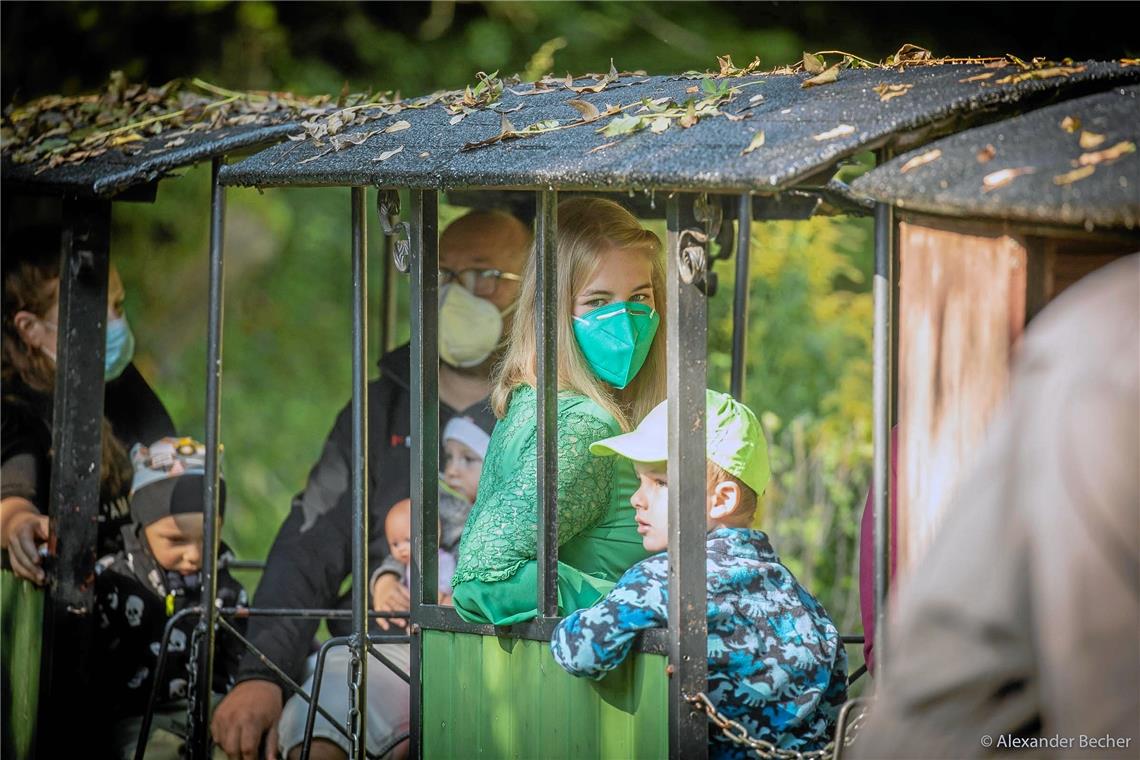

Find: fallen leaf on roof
[650,116,670,134]
[1053,165,1095,185]
[802,64,841,88]
[372,145,404,162]
[724,111,750,122]
[419,151,430,158]
[566,99,601,123]
[982,166,1035,192]
[873,83,913,102]
[384,120,411,133]
[959,72,995,83]
[1060,116,1081,133]
[750,94,765,104]
[1078,131,1106,149]
[298,147,333,165]
[813,123,856,141]
[1120,58,1140,67]
[741,130,766,155]
[162,137,187,149]
[995,65,1086,85]
[495,104,524,113]
[900,148,942,172]
[976,144,997,163]
[449,114,465,126]
[686,86,699,94]
[984,60,1009,69]
[1077,140,1136,167]
[589,140,620,154]
[679,101,699,128]
[891,43,933,65]
[566,60,619,94]
[109,133,144,147]
[600,114,645,137]
[803,52,826,74]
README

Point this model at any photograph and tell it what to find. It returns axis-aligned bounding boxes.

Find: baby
[384,498,456,604]
[442,415,490,504]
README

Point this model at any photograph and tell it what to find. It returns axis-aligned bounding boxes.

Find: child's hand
[439,591,453,607]
[371,573,409,630]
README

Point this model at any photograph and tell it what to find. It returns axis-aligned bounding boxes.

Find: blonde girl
[451,197,667,624]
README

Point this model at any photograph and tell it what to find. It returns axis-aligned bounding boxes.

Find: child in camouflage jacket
[551,391,847,758]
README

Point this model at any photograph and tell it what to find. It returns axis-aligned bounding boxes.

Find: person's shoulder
[555,392,621,434]
[619,552,669,586]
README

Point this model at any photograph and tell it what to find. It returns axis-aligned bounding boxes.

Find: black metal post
[379,230,395,355]
[300,636,351,760]
[666,193,709,760]
[349,186,370,759]
[535,190,559,617]
[189,155,227,758]
[408,189,440,760]
[872,194,895,681]
[730,193,751,402]
[38,198,110,755]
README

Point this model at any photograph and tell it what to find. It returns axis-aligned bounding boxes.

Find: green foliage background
[14,3,889,671]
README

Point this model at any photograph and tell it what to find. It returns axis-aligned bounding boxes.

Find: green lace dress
[451,385,650,625]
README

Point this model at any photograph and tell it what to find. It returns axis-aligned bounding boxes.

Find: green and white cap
[589,389,770,496]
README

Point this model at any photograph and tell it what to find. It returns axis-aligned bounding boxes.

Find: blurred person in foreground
[852,254,1139,759]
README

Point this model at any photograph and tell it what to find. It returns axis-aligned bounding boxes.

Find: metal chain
[347,635,364,758]
[376,189,411,273]
[185,621,206,743]
[686,692,867,760]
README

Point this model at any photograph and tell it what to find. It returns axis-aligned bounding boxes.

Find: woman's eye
[583,298,607,308]
[654,478,667,487]
[630,292,650,302]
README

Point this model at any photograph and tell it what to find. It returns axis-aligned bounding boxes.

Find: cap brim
[589,427,668,463]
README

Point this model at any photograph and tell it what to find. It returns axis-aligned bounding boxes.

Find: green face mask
[572,301,660,389]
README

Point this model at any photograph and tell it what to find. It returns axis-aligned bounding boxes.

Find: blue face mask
[572,301,660,389]
[104,315,136,381]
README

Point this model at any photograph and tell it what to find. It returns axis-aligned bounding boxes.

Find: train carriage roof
[852,84,1140,230]
[1,80,332,199]
[218,61,1138,194]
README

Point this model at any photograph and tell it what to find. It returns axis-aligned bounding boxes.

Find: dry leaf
[749,94,765,104]
[802,64,840,88]
[1060,115,1081,133]
[495,104,524,113]
[1078,130,1106,149]
[162,137,187,149]
[686,86,699,94]
[566,99,601,123]
[109,133,143,147]
[372,145,404,162]
[995,65,1086,85]
[449,114,465,126]
[900,148,943,172]
[1122,58,1140,67]
[802,52,826,74]
[679,101,699,129]
[976,144,997,163]
[741,130,766,155]
[419,151,430,157]
[812,123,856,141]
[959,72,995,83]
[589,140,619,154]
[1053,165,1095,185]
[384,120,411,133]
[982,166,1035,192]
[1077,140,1136,167]
[650,116,670,134]
[873,83,913,102]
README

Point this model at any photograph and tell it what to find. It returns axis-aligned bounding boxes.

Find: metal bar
[408,189,440,760]
[300,636,351,760]
[38,198,110,755]
[535,189,559,617]
[189,154,227,758]
[225,608,410,620]
[410,604,670,653]
[349,186,370,759]
[381,231,398,353]
[730,193,751,401]
[213,615,356,745]
[872,196,895,681]
[135,607,201,760]
[831,697,871,760]
[666,193,709,760]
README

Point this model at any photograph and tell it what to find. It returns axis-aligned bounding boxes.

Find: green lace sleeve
[452,390,619,585]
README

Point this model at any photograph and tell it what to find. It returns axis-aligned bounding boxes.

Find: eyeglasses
[439,268,522,297]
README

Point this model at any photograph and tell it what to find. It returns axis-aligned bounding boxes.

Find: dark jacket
[93,524,247,719]
[237,344,495,687]
[0,364,175,559]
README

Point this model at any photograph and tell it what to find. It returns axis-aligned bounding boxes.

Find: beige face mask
[438,284,504,368]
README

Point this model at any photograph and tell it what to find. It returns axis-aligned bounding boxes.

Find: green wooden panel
[423,630,668,760]
[2,570,43,759]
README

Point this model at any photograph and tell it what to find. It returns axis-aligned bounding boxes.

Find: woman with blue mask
[452,197,667,625]
[1,225,175,584]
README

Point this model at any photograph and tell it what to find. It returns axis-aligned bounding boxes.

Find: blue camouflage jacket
[551,527,847,758]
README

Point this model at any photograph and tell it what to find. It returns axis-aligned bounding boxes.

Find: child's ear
[707,480,740,520]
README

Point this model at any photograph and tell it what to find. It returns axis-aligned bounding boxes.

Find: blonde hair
[491,197,667,431]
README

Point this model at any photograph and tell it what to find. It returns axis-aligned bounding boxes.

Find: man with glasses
[212,209,531,760]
